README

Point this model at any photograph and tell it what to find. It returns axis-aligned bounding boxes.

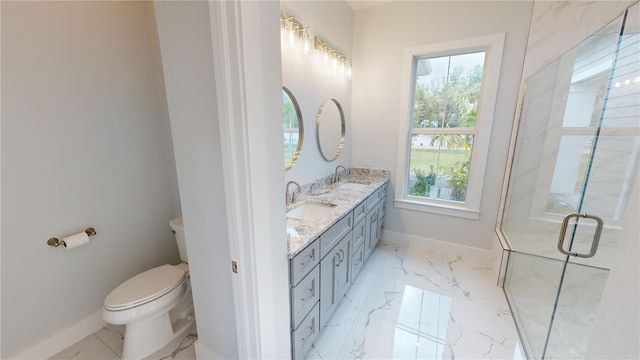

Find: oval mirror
[283,87,303,170]
[316,99,345,161]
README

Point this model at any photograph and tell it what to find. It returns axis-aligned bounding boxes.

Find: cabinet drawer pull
[300,286,315,302]
[339,249,345,262]
[299,252,314,267]
[300,322,315,342]
[335,253,341,266]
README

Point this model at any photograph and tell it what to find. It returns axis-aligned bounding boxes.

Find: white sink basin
[336,182,369,191]
[287,201,337,221]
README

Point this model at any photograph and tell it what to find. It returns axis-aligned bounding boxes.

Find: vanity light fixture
[280,9,352,80]
[314,35,352,79]
[281,10,311,55]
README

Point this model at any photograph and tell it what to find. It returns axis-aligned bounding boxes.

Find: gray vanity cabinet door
[319,231,351,328]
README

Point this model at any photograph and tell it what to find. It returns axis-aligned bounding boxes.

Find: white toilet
[103,217,195,360]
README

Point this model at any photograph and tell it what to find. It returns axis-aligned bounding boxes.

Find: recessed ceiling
[346,0,395,11]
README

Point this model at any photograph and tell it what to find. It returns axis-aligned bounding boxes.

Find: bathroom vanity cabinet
[288,181,387,359]
[319,228,351,328]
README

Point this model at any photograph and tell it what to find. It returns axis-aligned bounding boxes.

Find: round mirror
[283,87,304,170]
[316,99,345,161]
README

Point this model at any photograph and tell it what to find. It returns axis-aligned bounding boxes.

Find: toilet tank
[169,217,188,263]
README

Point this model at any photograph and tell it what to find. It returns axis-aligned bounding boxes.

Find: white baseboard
[9,310,106,359]
[382,229,495,266]
[194,340,223,359]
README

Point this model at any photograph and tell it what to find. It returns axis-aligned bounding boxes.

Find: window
[395,34,505,219]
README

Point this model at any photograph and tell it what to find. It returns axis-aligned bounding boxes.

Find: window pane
[408,134,474,202]
[412,52,485,129]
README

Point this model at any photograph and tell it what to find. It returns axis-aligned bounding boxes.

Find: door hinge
[231,260,238,274]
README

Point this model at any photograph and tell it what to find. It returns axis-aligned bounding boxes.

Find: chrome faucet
[333,165,347,184]
[286,180,301,204]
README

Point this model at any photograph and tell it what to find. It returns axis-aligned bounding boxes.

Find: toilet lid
[105,264,186,310]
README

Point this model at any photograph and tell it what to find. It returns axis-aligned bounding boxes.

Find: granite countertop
[287,170,389,258]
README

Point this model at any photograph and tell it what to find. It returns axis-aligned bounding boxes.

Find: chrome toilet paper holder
[47,227,97,247]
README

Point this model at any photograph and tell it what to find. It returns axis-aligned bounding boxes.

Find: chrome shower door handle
[557,213,604,258]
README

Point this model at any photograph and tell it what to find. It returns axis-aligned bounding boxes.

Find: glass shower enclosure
[499,4,639,359]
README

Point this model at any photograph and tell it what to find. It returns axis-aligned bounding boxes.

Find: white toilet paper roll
[63,232,90,250]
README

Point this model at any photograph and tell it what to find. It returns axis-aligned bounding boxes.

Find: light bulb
[302,29,310,56]
[288,25,295,46]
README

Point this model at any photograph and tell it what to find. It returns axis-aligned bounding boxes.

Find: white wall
[237,1,292,357]
[153,2,239,358]
[351,1,532,249]
[1,2,180,357]
[281,1,353,186]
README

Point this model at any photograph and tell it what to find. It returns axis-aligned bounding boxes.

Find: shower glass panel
[500,4,638,359]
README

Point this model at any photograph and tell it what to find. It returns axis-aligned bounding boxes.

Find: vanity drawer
[320,212,353,259]
[290,240,320,286]
[380,183,387,200]
[351,243,365,282]
[353,201,367,225]
[292,302,320,359]
[352,217,366,250]
[365,188,381,212]
[291,265,320,330]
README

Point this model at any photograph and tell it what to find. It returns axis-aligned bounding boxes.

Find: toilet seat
[105,264,186,311]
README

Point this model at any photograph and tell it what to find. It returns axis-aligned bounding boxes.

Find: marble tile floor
[307,242,526,360]
[49,323,196,360]
[51,241,524,360]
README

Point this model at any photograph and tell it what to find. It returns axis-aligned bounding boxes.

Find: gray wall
[1,2,180,356]
[350,1,532,249]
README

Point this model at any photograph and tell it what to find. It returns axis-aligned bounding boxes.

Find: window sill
[393,198,480,220]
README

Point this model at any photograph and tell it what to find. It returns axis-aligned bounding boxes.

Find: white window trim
[394,33,505,219]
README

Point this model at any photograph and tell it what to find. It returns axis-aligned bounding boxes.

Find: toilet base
[121,310,195,360]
